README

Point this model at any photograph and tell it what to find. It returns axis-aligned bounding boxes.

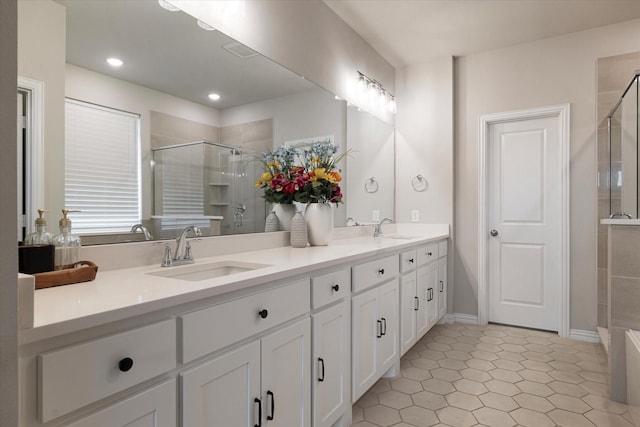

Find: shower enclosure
[152,141,266,235]
[609,71,640,218]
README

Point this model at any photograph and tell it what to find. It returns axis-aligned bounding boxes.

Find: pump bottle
[24,209,53,245]
[51,209,81,270]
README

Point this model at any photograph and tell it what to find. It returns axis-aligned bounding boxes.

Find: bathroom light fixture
[208,93,221,101]
[197,20,216,31]
[106,57,123,67]
[158,0,179,11]
[356,71,395,114]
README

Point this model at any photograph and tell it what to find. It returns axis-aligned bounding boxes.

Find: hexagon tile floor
[351,322,635,427]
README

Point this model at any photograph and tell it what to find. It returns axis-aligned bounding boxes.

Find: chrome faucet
[609,212,632,219]
[130,223,153,240]
[162,225,202,267]
[373,218,393,237]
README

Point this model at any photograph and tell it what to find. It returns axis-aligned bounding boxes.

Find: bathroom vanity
[18,224,449,427]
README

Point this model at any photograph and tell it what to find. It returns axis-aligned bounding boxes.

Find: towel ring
[364,177,379,193]
[411,174,427,192]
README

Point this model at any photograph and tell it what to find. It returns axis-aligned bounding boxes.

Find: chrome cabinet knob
[490,229,498,237]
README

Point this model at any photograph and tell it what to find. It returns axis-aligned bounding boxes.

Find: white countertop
[600,219,640,225]
[22,224,449,344]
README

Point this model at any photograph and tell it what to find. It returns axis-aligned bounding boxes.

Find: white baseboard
[443,313,479,325]
[569,329,601,343]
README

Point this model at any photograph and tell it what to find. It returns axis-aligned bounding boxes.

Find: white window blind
[157,144,204,216]
[65,99,141,233]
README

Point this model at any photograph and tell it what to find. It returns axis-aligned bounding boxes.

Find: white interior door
[488,115,561,332]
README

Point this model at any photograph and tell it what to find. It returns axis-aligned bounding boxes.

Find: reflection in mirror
[346,106,395,225]
[18,0,393,244]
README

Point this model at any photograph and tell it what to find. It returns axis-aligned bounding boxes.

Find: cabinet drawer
[39,319,176,423]
[438,240,448,258]
[417,243,438,266]
[400,249,417,273]
[312,268,350,309]
[181,279,310,363]
[352,255,399,293]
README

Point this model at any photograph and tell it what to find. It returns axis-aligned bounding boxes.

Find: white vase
[305,203,333,246]
[273,204,296,231]
[290,211,308,248]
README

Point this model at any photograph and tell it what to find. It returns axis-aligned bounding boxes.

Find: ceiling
[57,0,316,109]
[324,0,640,67]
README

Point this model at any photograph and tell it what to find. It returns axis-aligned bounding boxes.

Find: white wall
[395,57,454,225]
[455,18,640,331]
[0,0,18,423]
[170,0,395,120]
[17,0,65,221]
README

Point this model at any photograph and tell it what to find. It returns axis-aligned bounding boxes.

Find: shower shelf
[210,203,231,207]
[208,182,230,187]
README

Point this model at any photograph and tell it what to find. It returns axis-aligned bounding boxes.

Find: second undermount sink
[146,260,271,282]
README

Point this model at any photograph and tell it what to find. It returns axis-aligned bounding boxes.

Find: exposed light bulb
[158,0,179,12]
[357,75,367,93]
[208,93,221,101]
[197,20,216,31]
[388,96,396,113]
[106,57,123,67]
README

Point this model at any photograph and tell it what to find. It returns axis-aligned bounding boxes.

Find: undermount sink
[147,260,271,282]
[384,235,419,240]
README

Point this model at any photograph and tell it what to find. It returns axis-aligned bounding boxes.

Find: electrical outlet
[372,210,380,221]
[411,210,420,222]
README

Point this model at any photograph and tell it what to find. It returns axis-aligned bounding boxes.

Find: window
[64,99,141,234]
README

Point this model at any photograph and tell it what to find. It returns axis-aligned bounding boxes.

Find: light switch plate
[411,210,420,222]
[372,210,380,221]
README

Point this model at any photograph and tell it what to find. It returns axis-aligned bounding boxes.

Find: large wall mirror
[17,0,394,245]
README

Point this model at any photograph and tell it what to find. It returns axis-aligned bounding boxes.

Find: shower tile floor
[351,322,634,427]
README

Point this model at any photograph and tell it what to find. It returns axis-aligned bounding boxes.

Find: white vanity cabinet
[182,318,311,427]
[400,249,428,356]
[65,379,177,427]
[351,254,400,402]
[311,269,351,427]
[37,319,177,424]
[437,241,448,319]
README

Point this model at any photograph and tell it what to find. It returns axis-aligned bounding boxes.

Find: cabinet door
[416,267,430,339]
[67,379,176,427]
[312,302,350,427]
[181,341,261,427]
[424,263,439,328]
[378,279,399,375]
[352,288,380,402]
[400,272,417,356]
[438,257,447,320]
[261,317,311,427]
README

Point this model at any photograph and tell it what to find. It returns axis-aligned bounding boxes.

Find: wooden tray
[34,261,98,290]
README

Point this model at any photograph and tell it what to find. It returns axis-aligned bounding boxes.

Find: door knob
[490,229,499,237]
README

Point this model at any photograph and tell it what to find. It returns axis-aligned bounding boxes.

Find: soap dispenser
[24,209,53,245]
[51,209,81,270]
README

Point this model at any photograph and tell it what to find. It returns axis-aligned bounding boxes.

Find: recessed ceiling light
[158,0,179,11]
[106,57,123,67]
[197,20,216,31]
[208,93,221,101]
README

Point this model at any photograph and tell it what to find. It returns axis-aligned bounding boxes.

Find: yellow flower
[255,171,272,187]
[311,168,328,181]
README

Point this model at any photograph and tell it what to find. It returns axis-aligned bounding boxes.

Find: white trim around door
[17,76,45,235]
[477,104,570,338]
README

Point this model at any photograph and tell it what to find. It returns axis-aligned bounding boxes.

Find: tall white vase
[305,203,333,246]
[273,204,296,231]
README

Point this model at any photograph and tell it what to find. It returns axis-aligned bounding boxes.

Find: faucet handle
[161,242,173,267]
[184,241,195,261]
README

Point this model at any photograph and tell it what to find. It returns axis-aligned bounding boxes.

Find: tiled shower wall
[596,52,640,328]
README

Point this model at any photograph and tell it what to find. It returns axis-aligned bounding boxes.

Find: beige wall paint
[0,0,18,423]
[455,18,640,331]
[395,57,454,225]
[17,0,65,220]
